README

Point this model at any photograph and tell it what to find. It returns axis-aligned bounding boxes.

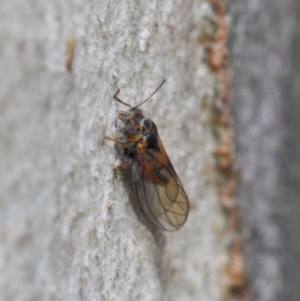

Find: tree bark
[0,1,229,300]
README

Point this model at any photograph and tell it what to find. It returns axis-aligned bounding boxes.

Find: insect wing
[130,136,189,231]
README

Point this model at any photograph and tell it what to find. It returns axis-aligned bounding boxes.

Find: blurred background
[227,1,300,301]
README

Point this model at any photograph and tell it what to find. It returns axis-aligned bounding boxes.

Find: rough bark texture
[0,1,228,301]
[227,1,300,301]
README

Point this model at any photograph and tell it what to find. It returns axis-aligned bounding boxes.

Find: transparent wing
[130,136,189,231]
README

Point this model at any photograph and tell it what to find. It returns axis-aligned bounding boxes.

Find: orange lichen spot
[65,36,76,72]
[226,238,246,290]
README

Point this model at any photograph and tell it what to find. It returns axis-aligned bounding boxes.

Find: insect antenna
[113,89,132,107]
[135,79,166,108]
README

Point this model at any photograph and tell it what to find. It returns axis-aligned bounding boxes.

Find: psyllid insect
[105,80,189,231]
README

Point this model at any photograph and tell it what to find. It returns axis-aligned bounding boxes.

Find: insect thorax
[120,116,160,155]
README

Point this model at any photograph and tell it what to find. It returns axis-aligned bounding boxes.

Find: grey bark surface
[227,1,300,301]
[0,1,227,301]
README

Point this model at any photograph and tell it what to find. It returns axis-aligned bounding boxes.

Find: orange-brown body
[105,82,189,231]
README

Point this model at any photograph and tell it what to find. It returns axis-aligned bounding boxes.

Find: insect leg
[104,135,119,142]
[104,136,130,177]
[113,160,130,178]
[104,136,127,147]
